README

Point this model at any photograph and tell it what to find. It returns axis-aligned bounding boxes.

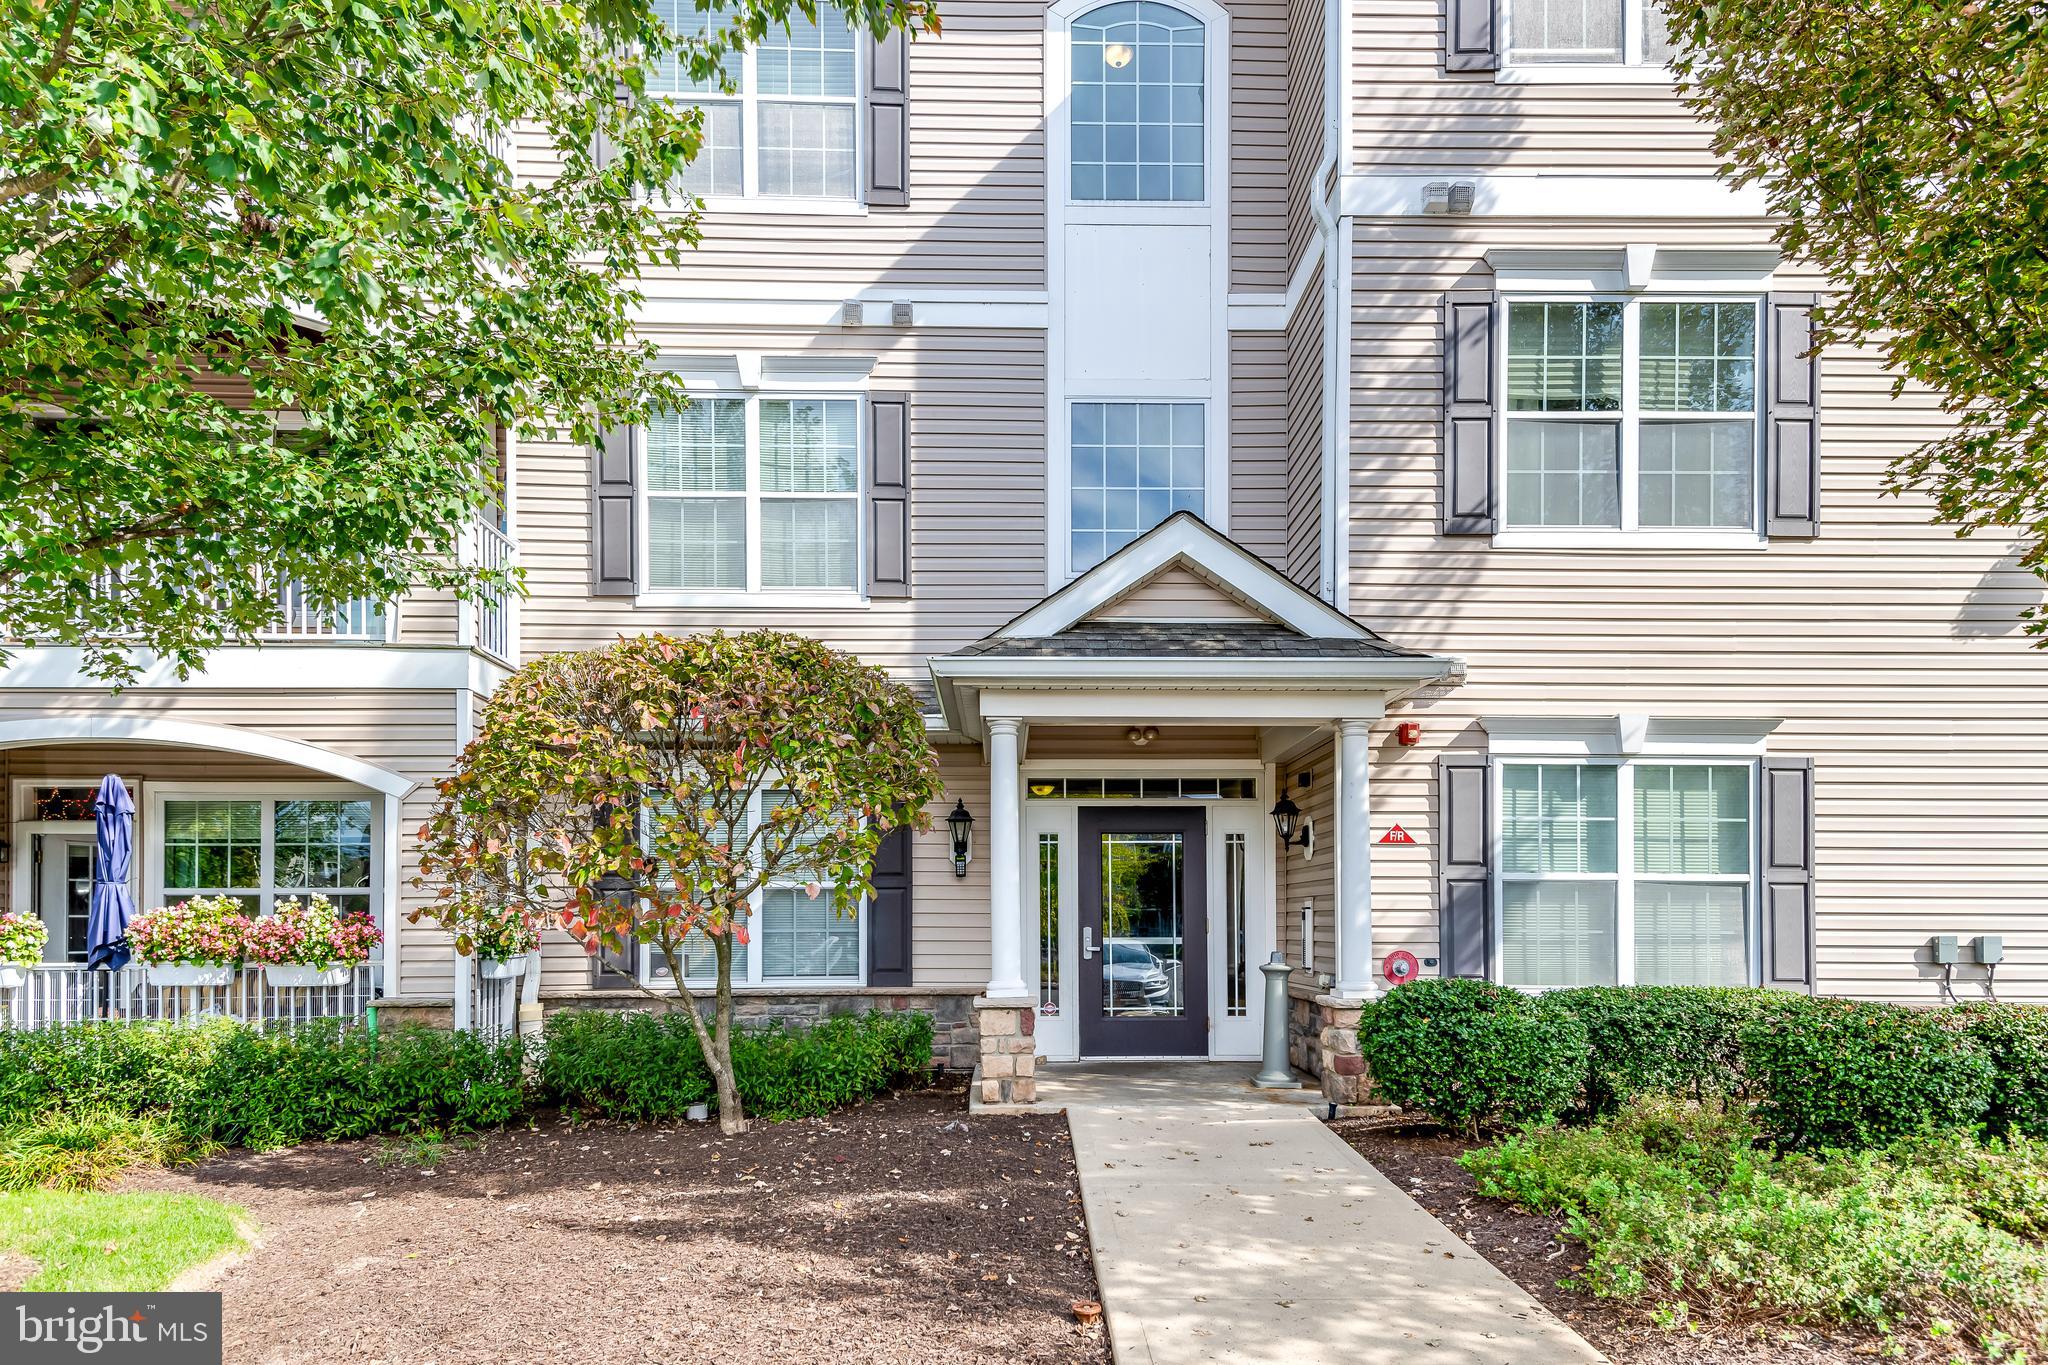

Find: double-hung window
[1505,0,1675,67]
[1069,1,1207,203]
[645,396,861,595]
[648,1,859,202]
[648,787,863,987]
[1503,298,1760,536]
[158,794,374,917]
[1498,760,1753,989]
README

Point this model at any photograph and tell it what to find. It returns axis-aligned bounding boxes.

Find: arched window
[1070,1,1205,202]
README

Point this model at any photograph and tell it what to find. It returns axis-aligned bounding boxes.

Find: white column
[984,717,1029,999]
[1333,718,1377,1001]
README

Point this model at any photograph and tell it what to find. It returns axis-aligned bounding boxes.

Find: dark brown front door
[1078,807,1207,1057]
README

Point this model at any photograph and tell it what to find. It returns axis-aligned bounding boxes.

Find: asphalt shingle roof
[948,621,1427,661]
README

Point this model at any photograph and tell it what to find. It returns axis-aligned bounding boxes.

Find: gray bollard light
[1252,951,1301,1089]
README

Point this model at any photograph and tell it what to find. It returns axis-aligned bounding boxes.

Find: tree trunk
[656,932,747,1134]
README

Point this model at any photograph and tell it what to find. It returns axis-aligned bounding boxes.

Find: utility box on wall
[1975,935,2005,965]
[1930,935,1960,965]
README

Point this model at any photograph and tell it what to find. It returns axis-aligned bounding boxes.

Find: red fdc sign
[1378,824,1415,844]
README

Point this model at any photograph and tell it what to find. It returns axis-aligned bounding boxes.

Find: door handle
[1082,927,1097,960]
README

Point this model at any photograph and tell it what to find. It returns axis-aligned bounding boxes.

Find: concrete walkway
[1034,1063,1605,1365]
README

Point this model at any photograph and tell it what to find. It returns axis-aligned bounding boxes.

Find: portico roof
[928,514,1460,739]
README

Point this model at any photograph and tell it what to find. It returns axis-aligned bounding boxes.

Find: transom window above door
[1504,298,1760,534]
[645,396,861,594]
[1498,760,1753,989]
[648,1,859,201]
[1505,0,1675,66]
[1069,0,1206,202]
[1068,401,1205,571]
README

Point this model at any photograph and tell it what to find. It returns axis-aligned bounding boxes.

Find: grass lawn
[0,1190,245,1290]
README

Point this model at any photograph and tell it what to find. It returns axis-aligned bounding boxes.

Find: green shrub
[537,1011,715,1121]
[1463,1100,2048,1347]
[540,1009,934,1122]
[1536,986,1775,1116]
[1954,1003,2048,1139]
[0,1110,213,1191]
[0,1020,525,1148]
[1740,997,1994,1150]
[1358,979,1588,1134]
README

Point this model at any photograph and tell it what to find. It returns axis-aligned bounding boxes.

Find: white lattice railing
[0,964,377,1030]
[267,580,388,640]
[469,520,517,664]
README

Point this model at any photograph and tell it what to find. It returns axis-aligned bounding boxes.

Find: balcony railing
[267,581,389,640]
[468,520,517,665]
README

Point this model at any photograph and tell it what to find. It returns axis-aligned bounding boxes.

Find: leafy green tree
[415,631,942,1134]
[1664,0,2048,632]
[0,0,933,680]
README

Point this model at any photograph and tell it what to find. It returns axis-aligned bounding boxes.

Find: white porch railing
[0,964,377,1030]
[266,580,388,640]
[468,520,517,665]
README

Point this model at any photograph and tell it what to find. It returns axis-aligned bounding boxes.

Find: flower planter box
[264,964,353,989]
[142,963,236,989]
[0,964,25,990]
[477,956,525,981]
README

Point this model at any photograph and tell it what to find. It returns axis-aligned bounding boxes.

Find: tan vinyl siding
[1285,0,1325,274]
[1345,220,2048,1003]
[1284,259,1326,591]
[515,5,1048,291]
[1091,564,1270,621]
[1349,0,1717,173]
[1228,0,1290,291]
[0,691,460,996]
[515,326,1046,673]
[1275,739,1336,976]
[1230,330,1290,568]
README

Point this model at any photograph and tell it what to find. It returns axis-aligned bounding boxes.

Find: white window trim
[143,782,385,949]
[1493,293,1767,548]
[1489,757,1762,989]
[1499,0,1677,79]
[1044,0,1232,591]
[635,389,868,607]
[650,19,866,213]
[638,786,869,990]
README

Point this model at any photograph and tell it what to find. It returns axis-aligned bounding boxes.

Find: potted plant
[470,913,538,980]
[127,896,249,987]
[245,894,382,988]
[0,912,46,988]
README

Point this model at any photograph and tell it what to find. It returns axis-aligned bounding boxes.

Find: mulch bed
[139,1084,1109,1365]
[1329,1118,1950,1365]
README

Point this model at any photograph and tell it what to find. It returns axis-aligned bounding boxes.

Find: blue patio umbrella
[84,774,136,972]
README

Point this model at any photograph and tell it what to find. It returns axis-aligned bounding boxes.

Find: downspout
[1311,0,1351,610]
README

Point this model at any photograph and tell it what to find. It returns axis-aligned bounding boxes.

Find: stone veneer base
[970,995,1039,1107]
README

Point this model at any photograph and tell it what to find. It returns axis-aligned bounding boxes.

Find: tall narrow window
[1069,401,1204,570]
[1039,834,1062,1016]
[1500,764,1619,988]
[1637,303,1757,529]
[1633,765,1750,986]
[1224,832,1247,1017]
[647,400,747,591]
[1505,302,1623,528]
[1070,1,1205,202]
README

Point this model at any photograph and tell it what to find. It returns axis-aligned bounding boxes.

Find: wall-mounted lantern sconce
[946,799,975,878]
[1269,774,1316,861]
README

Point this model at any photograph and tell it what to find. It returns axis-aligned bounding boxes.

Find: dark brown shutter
[1760,756,1817,991]
[1766,293,1821,536]
[1445,0,1500,71]
[866,826,914,987]
[1443,291,1498,535]
[592,424,638,597]
[865,32,910,207]
[1438,753,1491,978]
[866,392,912,598]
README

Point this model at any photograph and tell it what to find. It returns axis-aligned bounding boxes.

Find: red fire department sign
[1384,950,1420,984]
[1378,824,1415,844]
